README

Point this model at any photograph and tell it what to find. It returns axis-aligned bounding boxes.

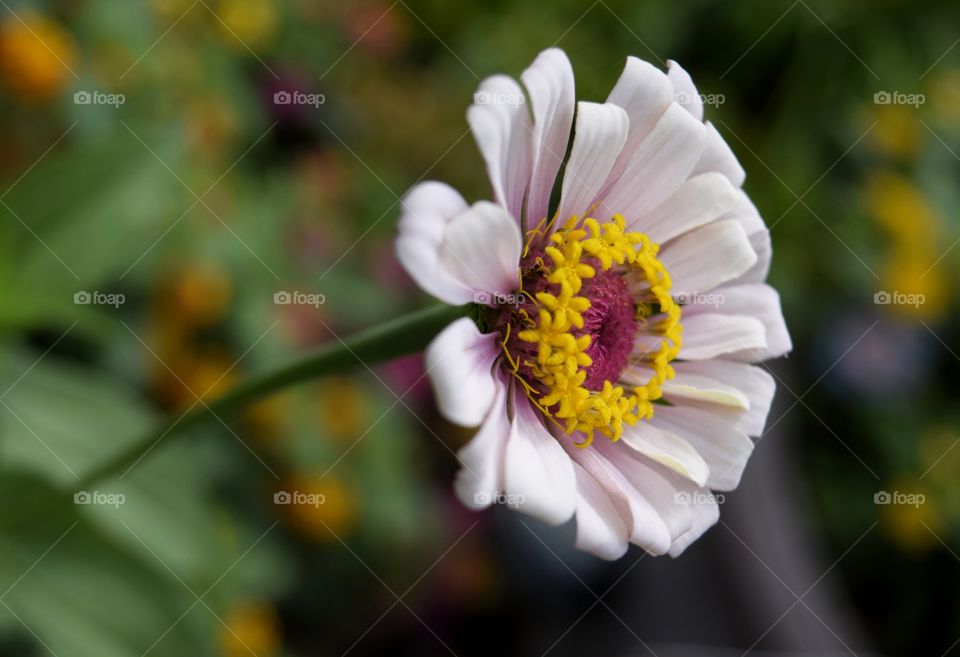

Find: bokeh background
[0,0,956,655]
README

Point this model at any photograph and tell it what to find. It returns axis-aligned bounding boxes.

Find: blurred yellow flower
[0,14,75,102]
[161,261,234,329]
[865,104,922,159]
[220,599,281,657]
[183,349,239,402]
[186,96,241,158]
[863,172,948,319]
[150,346,239,410]
[215,0,279,51]
[929,69,960,126]
[317,377,366,441]
[879,480,942,553]
[919,426,960,519]
[880,246,947,319]
[920,426,960,483]
[863,171,936,243]
[245,392,292,446]
[278,473,359,541]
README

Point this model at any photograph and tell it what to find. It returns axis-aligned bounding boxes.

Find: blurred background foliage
[0,0,957,655]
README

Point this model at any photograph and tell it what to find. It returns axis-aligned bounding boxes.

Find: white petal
[629,172,741,243]
[614,415,709,486]
[603,57,674,194]
[556,102,629,223]
[668,490,720,557]
[678,313,767,360]
[717,192,771,283]
[723,190,766,238]
[667,60,703,122]
[661,219,757,297]
[396,182,475,305]
[693,284,792,362]
[425,318,500,427]
[661,368,751,410]
[650,406,754,491]
[454,377,511,509]
[468,75,531,222]
[598,103,708,222]
[670,360,776,437]
[692,122,746,188]
[568,444,672,555]
[741,227,772,284]
[440,201,522,299]
[572,463,630,560]
[594,440,695,542]
[504,397,577,526]
[521,48,575,228]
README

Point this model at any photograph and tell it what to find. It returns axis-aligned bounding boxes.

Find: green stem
[77,303,473,490]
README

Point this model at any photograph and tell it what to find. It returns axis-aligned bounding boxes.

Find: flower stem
[77,303,473,489]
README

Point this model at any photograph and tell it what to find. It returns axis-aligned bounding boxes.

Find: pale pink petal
[396,182,475,305]
[677,313,767,360]
[453,377,511,510]
[687,284,792,362]
[670,360,777,437]
[521,48,575,229]
[599,103,708,221]
[629,172,741,243]
[572,463,630,560]
[660,219,757,297]
[425,318,500,427]
[467,75,531,221]
[568,443,672,555]
[692,122,746,187]
[611,407,709,486]
[603,57,674,194]
[717,192,771,283]
[741,227,772,284]
[650,406,754,491]
[722,190,766,238]
[594,440,695,542]
[667,60,703,121]
[668,490,720,557]
[440,201,522,299]
[556,102,629,223]
[661,368,751,410]
[503,397,577,525]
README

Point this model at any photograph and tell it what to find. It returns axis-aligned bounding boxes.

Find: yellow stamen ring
[505,214,682,448]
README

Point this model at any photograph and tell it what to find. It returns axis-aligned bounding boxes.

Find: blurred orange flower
[0,13,75,102]
[277,473,359,541]
[220,599,281,657]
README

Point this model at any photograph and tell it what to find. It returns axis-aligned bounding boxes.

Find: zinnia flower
[396,49,790,559]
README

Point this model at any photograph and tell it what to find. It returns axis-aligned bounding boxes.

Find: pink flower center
[495,254,636,394]
[578,269,636,390]
[487,214,682,446]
